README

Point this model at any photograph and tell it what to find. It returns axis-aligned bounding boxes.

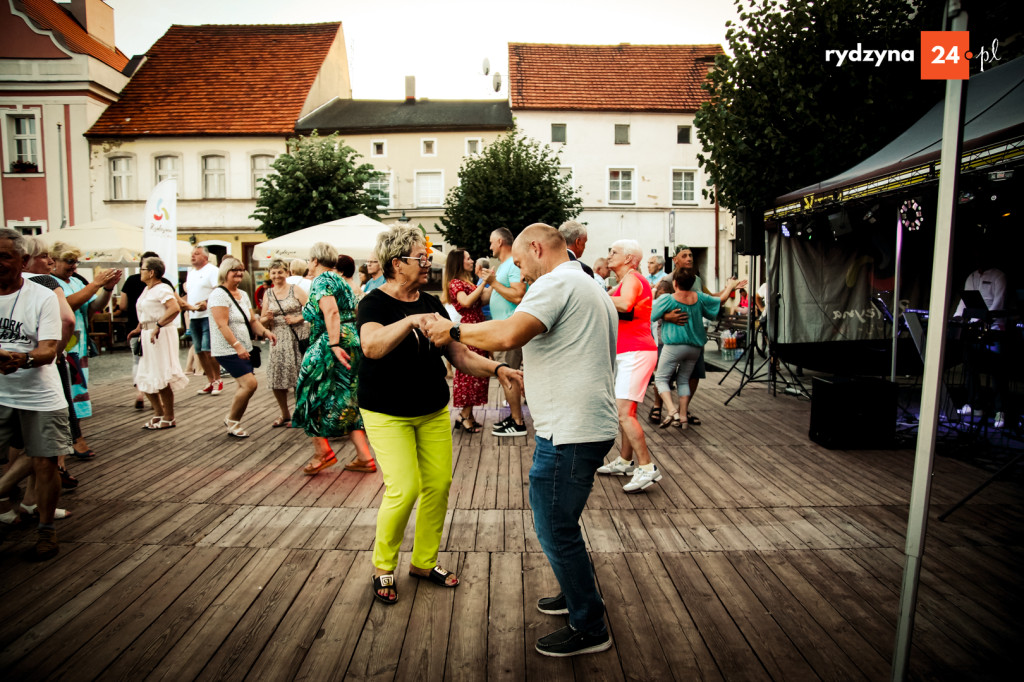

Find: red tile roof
[16,0,128,71]
[87,23,342,137]
[508,43,724,113]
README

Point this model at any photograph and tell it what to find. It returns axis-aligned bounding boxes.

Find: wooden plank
[445,508,478,552]
[475,509,505,552]
[392,552,457,682]
[665,509,723,552]
[521,551,574,680]
[244,550,357,682]
[693,508,758,551]
[445,552,490,682]
[303,507,358,550]
[486,552,526,681]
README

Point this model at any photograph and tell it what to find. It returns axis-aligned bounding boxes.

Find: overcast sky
[104,0,740,100]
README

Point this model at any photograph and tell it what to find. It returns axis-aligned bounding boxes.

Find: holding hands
[421,313,454,346]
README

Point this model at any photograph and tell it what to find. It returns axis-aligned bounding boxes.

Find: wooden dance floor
[1,367,1021,680]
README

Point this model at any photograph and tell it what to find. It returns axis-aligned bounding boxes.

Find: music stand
[959,289,989,321]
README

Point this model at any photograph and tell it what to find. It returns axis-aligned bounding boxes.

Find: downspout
[56,122,67,229]
[714,195,720,284]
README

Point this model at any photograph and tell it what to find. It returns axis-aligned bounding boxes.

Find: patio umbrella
[41,218,192,267]
[252,214,389,262]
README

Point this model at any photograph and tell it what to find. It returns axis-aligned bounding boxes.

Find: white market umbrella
[253,214,389,262]
[42,218,192,267]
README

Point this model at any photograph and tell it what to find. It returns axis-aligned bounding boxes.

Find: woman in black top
[357,225,521,605]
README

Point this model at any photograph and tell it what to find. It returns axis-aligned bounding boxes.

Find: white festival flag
[143,178,179,289]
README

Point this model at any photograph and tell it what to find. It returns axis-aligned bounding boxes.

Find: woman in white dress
[128,256,188,429]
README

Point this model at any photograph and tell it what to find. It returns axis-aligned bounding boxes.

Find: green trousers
[361,406,453,572]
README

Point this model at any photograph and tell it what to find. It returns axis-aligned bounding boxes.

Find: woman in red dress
[443,249,491,432]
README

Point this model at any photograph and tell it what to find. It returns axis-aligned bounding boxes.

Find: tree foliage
[695,0,944,212]
[251,132,384,238]
[439,130,583,255]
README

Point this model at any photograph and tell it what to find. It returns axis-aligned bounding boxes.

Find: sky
[104,0,740,100]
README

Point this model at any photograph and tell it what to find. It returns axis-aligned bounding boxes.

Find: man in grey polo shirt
[424,223,618,657]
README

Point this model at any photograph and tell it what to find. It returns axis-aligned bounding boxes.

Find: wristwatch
[449,323,461,342]
[23,354,35,369]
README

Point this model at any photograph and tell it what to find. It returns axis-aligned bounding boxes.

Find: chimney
[405,75,415,103]
[64,0,116,50]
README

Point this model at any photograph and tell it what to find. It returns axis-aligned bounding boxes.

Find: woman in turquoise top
[651,269,744,428]
[292,242,376,476]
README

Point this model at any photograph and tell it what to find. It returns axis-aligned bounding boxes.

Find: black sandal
[648,406,662,423]
[687,413,702,425]
[409,565,459,588]
[372,573,398,604]
[457,418,482,433]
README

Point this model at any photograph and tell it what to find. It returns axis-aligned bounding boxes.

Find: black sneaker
[492,419,527,437]
[535,625,611,657]
[537,593,569,615]
[59,466,78,493]
[492,415,513,431]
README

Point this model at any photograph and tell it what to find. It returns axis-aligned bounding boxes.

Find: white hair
[610,239,642,265]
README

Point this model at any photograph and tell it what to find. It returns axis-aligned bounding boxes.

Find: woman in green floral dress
[293,242,377,475]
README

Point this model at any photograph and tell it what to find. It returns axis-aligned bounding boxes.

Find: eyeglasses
[63,259,79,265]
[230,268,246,273]
[400,255,432,268]
[140,268,152,272]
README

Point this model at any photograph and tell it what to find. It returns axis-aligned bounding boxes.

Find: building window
[367,171,392,208]
[608,168,634,203]
[154,155,180,185]
[551,123,566,144]
[614,124,630,145]
[465,138,482,156]
[251,155,273,198]
[202,155,226,199]
[415,171,443,207]
[12,222,44,235]
[109,156,133,200]
[4,113,41,173]
[672,169,696,204]
[677,125,692,144]
[371,140,386,157]
[421,138,437,156]
[557,166,573,183]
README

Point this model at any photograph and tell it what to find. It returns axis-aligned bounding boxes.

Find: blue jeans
[529,435,614,635]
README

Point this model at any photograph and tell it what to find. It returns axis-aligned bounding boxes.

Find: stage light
[781,222,791,237]
[863,204,880,223]
[899,198,924,231]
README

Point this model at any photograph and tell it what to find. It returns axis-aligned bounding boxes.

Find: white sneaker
[596,458,635,476]
[623,466,663,493]
[994,411,1005,429]
[958,404,973,416]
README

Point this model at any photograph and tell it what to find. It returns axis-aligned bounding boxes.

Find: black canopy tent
[762,55,1024,375]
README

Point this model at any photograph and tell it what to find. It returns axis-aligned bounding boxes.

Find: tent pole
[891,3,968,679]
[891,215,903,382]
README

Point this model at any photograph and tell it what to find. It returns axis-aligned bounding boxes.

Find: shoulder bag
[271,287,310,354]
[219,286,261,368]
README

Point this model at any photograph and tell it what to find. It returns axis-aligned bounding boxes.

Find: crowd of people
[0,219,749,658]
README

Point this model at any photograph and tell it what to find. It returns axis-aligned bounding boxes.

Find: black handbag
[271,287,310,354]
[219,286,261,368]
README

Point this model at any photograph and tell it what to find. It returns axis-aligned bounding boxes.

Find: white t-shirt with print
[0,276,66,411]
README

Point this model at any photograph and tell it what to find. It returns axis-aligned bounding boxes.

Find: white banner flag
[143,178,179,290]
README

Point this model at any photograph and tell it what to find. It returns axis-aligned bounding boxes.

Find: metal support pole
[891,2,968,678]
[891,215,903,383]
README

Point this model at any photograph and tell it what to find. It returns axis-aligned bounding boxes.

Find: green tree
[251,132,384,238]
[439,130,583,255]
[695,0,944,213]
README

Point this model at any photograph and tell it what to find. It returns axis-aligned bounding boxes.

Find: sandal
[271,416,291,428]
[409,565,459,588]
[687,413,702,425]
[224,418,249,438]
[660,413,679,429]
[303,454,338,475]
[672,414,684,428]
[372,573,398,604]
[344,459,377,473]
[457,417,482,433]
[71,448,96,460]
[144,418,175,430]
[648,406,662,423]
[141,416,161,430]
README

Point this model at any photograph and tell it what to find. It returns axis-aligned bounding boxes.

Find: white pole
[891,215,903,382]
[891,2,968,678]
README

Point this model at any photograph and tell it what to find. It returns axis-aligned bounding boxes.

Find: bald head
[511,223,569,284]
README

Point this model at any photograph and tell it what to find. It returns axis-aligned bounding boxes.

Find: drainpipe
[714,195,720,285]
[56,122,67,229]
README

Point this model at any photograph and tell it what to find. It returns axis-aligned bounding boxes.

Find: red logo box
[921,31,970,80]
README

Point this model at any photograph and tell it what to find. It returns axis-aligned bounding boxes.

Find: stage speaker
[809,376,897,449]
[736,207,764,255]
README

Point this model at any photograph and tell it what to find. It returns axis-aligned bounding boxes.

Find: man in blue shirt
[484,227,527,436]
[362,257,385,293]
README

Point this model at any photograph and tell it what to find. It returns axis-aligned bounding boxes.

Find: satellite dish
[493,72,502,92]
[482,58,490,75]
